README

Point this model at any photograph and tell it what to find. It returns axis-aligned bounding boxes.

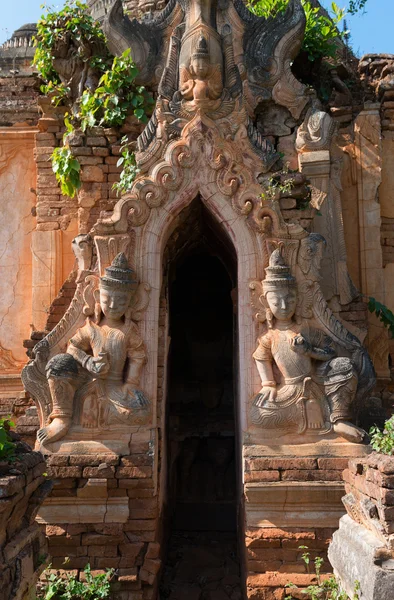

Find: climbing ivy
[367,296,394,338]
[33,0,110,100]
[34,2,153,198]
[247,0,347,61]
[113,136,141,196]
[78,49,154,130]
[0,417,16,461]
[52,145,82,199]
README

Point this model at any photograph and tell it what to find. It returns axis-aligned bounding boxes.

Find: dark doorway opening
[160,200,241,599]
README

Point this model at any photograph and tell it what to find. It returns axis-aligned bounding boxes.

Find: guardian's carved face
[266,288,297,321]
[99,287,132,321]
[192,57,209,78]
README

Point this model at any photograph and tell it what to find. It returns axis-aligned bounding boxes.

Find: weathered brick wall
[0,38,40,127]
[34,117,133,234]
[0,447,51,600]
[245,457,348,485]
[381,217,394,267]
[42,446,161,599]
[244,456,351,599]
[338,300,369,339]
[344,454,394,535]
[246,527,336,600]
[0,72,40,127]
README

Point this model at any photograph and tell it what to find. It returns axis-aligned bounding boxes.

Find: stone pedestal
[329,515,394,600]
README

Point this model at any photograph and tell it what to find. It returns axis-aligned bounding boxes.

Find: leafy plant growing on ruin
[370,415,394,456]
[367,296,394,338]
[33,1,110,102]
[113,136,141,196]
[247,0,347,61]
[0,417,16,461]
[285,546,360,599]
[51,116,82,198]
[34,2,154,198]
[348,0,368,14]
[78,49,154,130]
[36,563,114,600]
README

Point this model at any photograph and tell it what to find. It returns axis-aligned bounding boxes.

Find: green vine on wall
[113,136,141,196]
[78,49,153,130]
[33,1,153,198]
[0,417,16,461]
[33,1,110,101]
[367,297,394,338]
[247,0,347,61]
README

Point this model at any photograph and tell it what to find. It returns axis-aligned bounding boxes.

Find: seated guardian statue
[250,249,368,444]
[37,253,150,445]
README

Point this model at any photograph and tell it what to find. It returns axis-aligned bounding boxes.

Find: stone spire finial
[192,35,209,60]
[262,249,296,293]
[100,253,137,291]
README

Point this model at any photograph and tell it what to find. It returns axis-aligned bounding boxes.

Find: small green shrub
[34,1,153,199]
[285,546,360,599]
[261,165,295,202]
[112,135,141,195]
[37,563,114,600]
[370,416,394,456]
[0,417,16,461]
[78,49,154,130]
[247,0,347,61]
[367,297,394,338]
[52,114,82,199]
[33,1,110,99]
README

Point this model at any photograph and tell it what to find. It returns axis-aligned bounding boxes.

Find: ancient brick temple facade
[1,1,394,599]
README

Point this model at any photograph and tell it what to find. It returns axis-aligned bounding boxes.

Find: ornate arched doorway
[159,199,241,597]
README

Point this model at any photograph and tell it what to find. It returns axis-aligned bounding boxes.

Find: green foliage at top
[247,0,347,61]
[37,564,114,600]
[34,1,154,198]
[348,0,368,15]
[285,546,360,599]
[370,416,394,456]
[367,296,394,338]
[33,1,110,95]
[78,49,154,130]
[246,0,291,17]
[0,417,16,461]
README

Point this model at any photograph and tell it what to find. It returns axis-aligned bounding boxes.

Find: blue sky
[0,0,392,56]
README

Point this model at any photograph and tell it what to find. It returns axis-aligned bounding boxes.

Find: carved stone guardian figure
[23,249,151,450]
[250,249,368,443]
